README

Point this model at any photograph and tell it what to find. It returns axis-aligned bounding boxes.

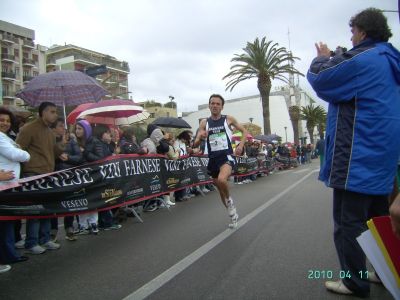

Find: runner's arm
[228,115,248,156]
[193,119,207,148]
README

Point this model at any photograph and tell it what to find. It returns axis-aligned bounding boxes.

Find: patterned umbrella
[77,99,150,126]
[66,103,94,125]
[15,71,108,107]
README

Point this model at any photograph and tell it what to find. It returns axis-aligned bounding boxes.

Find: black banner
[0,154,267,219]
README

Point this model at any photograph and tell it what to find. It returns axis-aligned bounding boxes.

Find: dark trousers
[64,216,74,229]
[0,221,20,263]
[333,189,388,297]
[50,216,74,231]
[14,220,22,242]
[98,210,114,228]
[50,218,58,231]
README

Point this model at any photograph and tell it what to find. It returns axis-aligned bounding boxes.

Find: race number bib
[209,132,228,152]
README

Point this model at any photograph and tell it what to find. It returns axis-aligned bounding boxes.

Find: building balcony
[22,58,36,67]
[2,90,16,99]
[23,75,34,82]
[1,53,16,62]
[46,58,57,66]
[1,34,18,44]
[1,71,16,80]
[22,39,35,48]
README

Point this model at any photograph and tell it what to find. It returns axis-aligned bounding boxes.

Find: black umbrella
[254,134,270,143]
[152,117,191,129]
[254,134,281,143]
[266,134,281,141]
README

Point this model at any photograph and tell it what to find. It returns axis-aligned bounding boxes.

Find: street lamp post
[284,126,287,143]
[249,117,253,123]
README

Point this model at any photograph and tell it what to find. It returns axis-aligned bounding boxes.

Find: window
[32,54,38,62]
[14,49,19,58]
[15,67,19,76]
[33,71,39,77]
[23,52,29,58]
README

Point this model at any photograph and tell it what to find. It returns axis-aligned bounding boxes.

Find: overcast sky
[1,0,399,112]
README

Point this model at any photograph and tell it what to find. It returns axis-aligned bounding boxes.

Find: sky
[1,0,399,113]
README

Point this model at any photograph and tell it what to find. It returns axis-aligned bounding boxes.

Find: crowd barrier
[0,154,268,220]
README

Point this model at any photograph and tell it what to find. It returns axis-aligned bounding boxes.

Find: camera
[330,46,347,57]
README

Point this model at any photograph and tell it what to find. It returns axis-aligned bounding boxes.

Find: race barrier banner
[0,154,268,220]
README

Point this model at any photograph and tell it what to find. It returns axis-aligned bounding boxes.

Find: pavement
[0,161,394,300]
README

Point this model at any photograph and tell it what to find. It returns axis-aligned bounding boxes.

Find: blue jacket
[307,39,400,195]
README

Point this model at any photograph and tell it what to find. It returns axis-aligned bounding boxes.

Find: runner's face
[0,114,11,133]
[209,97,223,116]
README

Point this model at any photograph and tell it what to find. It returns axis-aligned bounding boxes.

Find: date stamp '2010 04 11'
[307,270,369,280]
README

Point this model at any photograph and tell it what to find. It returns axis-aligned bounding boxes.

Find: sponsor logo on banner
[61,198,89,211]
[149,175,162,194]
[127,187,144,198]
[60,188,89,211]
[166,177,179,189]
[101,189,123,203]
[196,168,206,180]
[126,180,144,198]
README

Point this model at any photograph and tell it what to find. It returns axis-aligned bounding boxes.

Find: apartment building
[0,20,46,105]
[46,44,130,99]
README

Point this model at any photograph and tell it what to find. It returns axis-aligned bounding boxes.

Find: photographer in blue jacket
[307,7,400,298]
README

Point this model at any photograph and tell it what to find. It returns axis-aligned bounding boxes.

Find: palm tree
[316,109,327,139]
[223,37,303,134]
[300,104,326,144]
[288,105,300,144]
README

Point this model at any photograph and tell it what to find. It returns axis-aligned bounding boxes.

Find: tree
[316,109,327,140]
[164,101,177,109]
[143,100,162,108]
[288,105,300,144]
[223,37,303,134]
[300,104,326,144]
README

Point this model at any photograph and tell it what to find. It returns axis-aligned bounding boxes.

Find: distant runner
[194,94,248,228]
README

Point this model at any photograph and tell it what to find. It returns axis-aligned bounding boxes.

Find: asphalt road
[0,161,393,300]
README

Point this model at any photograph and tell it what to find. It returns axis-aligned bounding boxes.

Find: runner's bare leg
[212,163,232,208]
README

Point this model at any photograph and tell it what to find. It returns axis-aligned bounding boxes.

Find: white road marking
[122,169,319,300]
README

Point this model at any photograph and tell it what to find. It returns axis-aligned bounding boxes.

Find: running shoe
[90,223,99,235]
[227,199,236,218]
[229,213,239,229]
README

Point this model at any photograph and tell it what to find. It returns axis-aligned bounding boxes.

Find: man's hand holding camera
[315,42,331,58]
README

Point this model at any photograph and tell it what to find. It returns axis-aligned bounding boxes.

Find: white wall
[182,94,295,143]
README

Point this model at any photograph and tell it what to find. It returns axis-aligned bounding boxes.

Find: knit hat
[77,119,92,139]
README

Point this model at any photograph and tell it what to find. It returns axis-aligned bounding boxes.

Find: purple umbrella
[16,71,108,126]
[16,71,108,106]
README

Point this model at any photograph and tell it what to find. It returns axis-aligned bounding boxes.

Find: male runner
[194,94,248,228]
